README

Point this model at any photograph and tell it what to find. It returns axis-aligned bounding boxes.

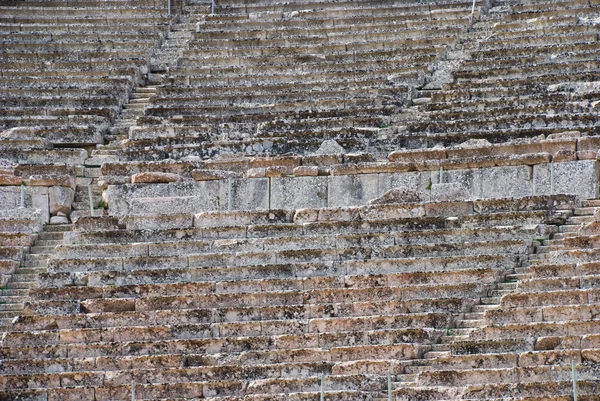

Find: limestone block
[378,171,431,201]
[49,186,75,216]
[271,176,328,209]
[293,166,319,177]
[553,160,598,199]
[29,187,49,224]
[131,172,184,184]
[219,178,269,211]
[74,216,119,232]
[0,175,22,186]
[481,165,533,199]
[430,182,470,202]
[0,187,24,210]
[27,174,75,189]
[328,174,379,208]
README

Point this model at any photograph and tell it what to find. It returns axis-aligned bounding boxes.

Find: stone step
[455,319,485,329]
[430,343,451,352]
[9,274,37,282]
[6,281,37,289]
[488,289,513,297]
[24,253,49,263]
[440,334,470,342]
[124,103,146,110]
[43,224,72,232]
[0,302,24,311]
[463,312,484,320]
[0,310,20,319]
[552,232,577,240]
[514,267,531,274]
[11,267,43,275]
[34,239,63,247]
[395,374,418,383]
[423,350,451,358]
[0,295,28,304]
[497,282,517,290]
[480,296,502,305]
[471,303,501,313]
[0,317,15,326]
[558,224,583,233]
[568,215,593,225]
[29,246,57,255]
[37,231,64,241]
[580,199,600,207]
[504,273,529,282]
[573,207,598,216]
[129,98,151,104]
[0,289,28,297]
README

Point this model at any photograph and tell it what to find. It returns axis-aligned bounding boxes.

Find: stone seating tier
[0,195,569,400]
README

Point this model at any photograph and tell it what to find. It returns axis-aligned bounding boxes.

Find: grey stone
[378,171,431,201]
[50,216,69,225]
[328,174,379,207]
[368,186,423,205]
[49,186,75,216]
[271,176,328,209]
[315,140,346,155]
[430,183,470,202]
[220,178,269,211]
[481,166,533,199]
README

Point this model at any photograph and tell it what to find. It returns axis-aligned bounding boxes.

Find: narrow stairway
[393,206,575,388]
[0,223,72,331]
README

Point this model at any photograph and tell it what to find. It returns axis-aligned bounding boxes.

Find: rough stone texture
[131,172,184,184]
[271,176,328,209]
[368,186,423,205]
[48,186,75,216]
[430,182,470,202]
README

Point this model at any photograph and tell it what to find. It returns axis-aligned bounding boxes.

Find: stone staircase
[392,207,575,389]
[0,223,71,330]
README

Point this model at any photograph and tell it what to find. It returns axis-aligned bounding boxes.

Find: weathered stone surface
[131,172,184,184]
[368,186,423,205]
[49,186,75,216]
[315,140,346,155]
[27,174,75,189]
[430,182,470,202]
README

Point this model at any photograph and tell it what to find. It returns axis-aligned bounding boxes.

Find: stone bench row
[49,238,531,269]
[196,13,472,34]
[41,253,515,288]
[56,229,538,259]
[31,266,500,303]
[214,0,480,15]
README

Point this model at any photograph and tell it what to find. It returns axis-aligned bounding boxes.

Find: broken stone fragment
[131,172,184,184]
[50,215,69,225]
[315,139,346,155]
[49,186,75,216]
[368,186,424,205]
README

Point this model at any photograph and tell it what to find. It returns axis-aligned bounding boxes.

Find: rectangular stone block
[271,176,328,209]
[327,174,379,207]
[481,165,533,199]
[219,178,269,211]
[378,171,431,201]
